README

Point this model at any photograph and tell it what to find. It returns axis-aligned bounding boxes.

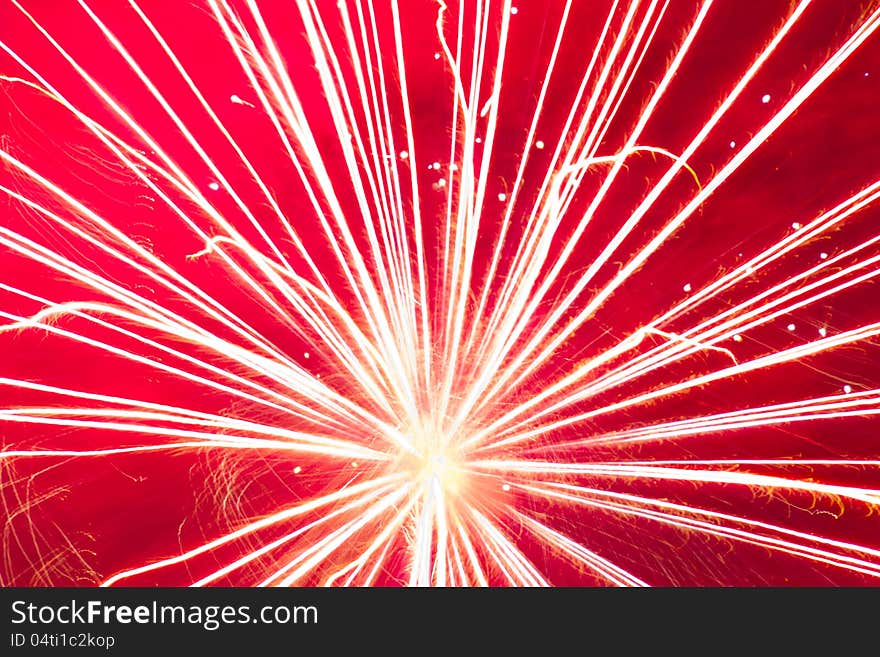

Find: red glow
[1,0,879,586]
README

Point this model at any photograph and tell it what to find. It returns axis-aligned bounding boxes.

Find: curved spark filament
[1,0,878,587]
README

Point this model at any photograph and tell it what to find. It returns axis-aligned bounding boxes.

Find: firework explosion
[0,0,879,587]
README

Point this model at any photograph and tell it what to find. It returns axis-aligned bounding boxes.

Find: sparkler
[1,0,879,586]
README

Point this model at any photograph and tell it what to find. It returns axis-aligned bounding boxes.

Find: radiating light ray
[480,320,880,452]
[451,0,718,433]
[101,475,405,587]
[0,290,376,436]
[515,482,880,579]
[0,413,385,461]
[465,505,548,587]
[225,0,424,424]
[0,149,344,402]
[284,0,419,371]
[192,481,415,587]
[1,0,878,587]
[463,0,574,358]
[466,189,880,447]
[322,493,416,587]
[529,389,880,451]
[507,1,880,384]
[0,405,389,456]
[4,4,327,349]
[479,460,880,506]
[7,1,396,420]
[261,483,412,587]
[460,0,824,421]
[515,513,648,587]
[469,0,621,353]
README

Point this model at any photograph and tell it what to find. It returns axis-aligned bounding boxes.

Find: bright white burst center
[395,420,468,498]
[415,443,465,496]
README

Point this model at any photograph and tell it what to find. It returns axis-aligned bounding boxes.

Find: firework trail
[0,0,879,586]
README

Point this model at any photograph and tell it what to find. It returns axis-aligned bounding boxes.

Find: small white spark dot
[510,6,518,15]
[787,323,796,331]
[535,140,545,150]
[865,72,870,77]
[450,163,459,172]
[475,137,483,144]
[502,484,511,492]
[433,52,441,60]
[683,283,692,293]
[399,150,409,160]
[761,93,771,104]
[820,252,828,260]
[498,192,507,201]
[437,178,447,188]
[293,466,302,474]
[351,462,359,468]
[303,352,310,359]
[208,182,220,191]
[431,161,441,170]
[791,222,802,230]
[230,94,254,108]
[733,334,743,343]
[843,385,853,394]
[819,327,828,337]
[729,140,736,148]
